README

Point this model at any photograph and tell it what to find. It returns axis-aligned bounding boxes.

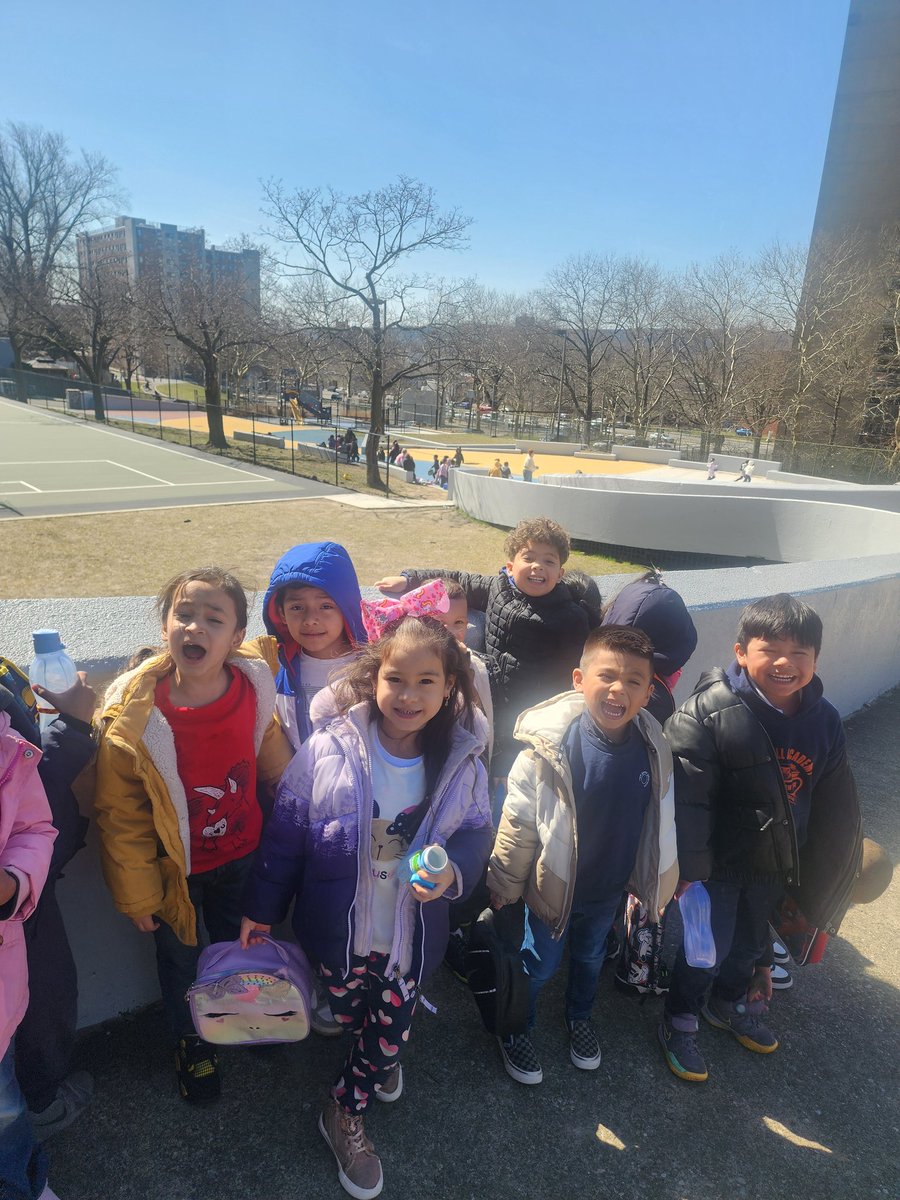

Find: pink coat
[0,712,56,1058]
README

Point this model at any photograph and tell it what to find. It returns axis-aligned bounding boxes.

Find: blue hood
[602,579,698,675]
[263,541,366,650]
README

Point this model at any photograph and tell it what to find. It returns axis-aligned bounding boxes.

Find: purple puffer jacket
[244,702,492,983]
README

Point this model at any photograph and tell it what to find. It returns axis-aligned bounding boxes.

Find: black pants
[17,882,78,1112]
[665,880,782,1018]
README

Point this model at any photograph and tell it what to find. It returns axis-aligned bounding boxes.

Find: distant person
[345,430,359,462]
[735,459,751,483]
[500,461,512,479]
[401,450,417,482]
[436,455,450,489]
[490,459,502,478]
[522,450,537,482]
[388,439,402,464]
[328,434,336,450]
[452,446,465,468]
[428,454,440,480]
[706,458,718,480]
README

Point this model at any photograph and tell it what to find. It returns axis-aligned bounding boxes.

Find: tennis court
[0,398,344,518]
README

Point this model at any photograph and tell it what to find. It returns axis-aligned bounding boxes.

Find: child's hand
[240,916,272,948]
[747,965,773,1003]
[131,914,159,933]
[489,890,514,909]
[374,576,407,595]
[0,870,17,906]
[33,671,97,726]
[410,862,455,903]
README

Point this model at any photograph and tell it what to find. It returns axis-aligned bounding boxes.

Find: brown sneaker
[374,1064,403,1104]
[318,1097,384,1199]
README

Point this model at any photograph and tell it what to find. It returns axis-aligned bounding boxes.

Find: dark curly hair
[503,517,571,564]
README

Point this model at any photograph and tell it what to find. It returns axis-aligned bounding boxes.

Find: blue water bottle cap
[32,629,64,654]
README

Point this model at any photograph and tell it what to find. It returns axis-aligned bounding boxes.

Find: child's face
[279,586,349,659]
[735,636,817,710]
[375,646,453,745]
[435,597,469,644]
[506,541,563,597]
[573,647,654,743]
[162,582,244,680]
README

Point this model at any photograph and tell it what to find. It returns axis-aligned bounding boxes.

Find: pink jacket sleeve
[0,738,56,922]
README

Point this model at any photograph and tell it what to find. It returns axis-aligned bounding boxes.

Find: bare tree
[754,234,879,459]
[611,257,678,440]
[20,265,131,419]
[671,254,762,456]
[537,253,618,442]
[262,176,471,486]
[0,122,119,396]
[140,264,263,449]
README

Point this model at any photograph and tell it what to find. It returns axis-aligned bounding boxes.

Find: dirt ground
[1,501,644,598]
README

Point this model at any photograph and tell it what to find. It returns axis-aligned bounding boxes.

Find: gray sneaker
[374,1064,403,1103]
[658,1014,708,1082]
[30,1071,94,1142]
[310,980,343,1038]
[318,1098,383,1199]
[702,995,778,1054]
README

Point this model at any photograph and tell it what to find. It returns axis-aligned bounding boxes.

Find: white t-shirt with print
[367,728,426,954]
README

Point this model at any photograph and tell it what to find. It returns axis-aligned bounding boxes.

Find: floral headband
[361,578,451,642]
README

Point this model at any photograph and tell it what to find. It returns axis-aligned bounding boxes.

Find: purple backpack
[187,934,315,1046]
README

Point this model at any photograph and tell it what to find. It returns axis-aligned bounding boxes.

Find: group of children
[1,514,890,1200]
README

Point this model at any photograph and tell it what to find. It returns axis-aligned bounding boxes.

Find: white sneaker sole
[374,1064,403,1103]
[570,1047,602,1070]
[498,1037,543,1085]
[317,1114,384,1200]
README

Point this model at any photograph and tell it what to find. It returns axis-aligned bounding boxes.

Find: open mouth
[600,701,626,720]
[393,708,422,721]
[768,673,796,684]
[182,644,206,662]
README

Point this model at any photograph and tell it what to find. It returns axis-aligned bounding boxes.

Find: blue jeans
[521,894,621,1027]
[0,1041,47,1200]
[153,852,254,1039]
[666,879,783,1018]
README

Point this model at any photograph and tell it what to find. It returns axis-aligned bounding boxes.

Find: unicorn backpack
[187,934,315,1045]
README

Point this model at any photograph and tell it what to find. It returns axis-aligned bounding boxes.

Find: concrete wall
[498,469,900,512]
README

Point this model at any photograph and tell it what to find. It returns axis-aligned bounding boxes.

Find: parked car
[648,432,676,448]
[734,427,753,437]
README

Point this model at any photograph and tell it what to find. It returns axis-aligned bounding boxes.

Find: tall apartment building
[77,216,260,309]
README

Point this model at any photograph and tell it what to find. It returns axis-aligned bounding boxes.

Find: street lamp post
[553,330,568,441]
[165,347,172,400]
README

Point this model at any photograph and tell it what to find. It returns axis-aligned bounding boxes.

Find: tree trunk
[9,332,28,403]
[204,363,228,449]
[91,379,106,422]
[366,371,385,489]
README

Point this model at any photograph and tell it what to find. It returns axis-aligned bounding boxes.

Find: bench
[234,430,285,449]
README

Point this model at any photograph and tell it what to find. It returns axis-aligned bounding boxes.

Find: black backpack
[464,903,529,1038]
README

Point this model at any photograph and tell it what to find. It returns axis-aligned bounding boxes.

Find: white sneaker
[311,980,343,1038]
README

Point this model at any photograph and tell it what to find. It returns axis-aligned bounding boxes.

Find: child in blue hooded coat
[263,542,367,752]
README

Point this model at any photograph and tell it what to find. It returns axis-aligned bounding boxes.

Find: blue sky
[7,0,849,291]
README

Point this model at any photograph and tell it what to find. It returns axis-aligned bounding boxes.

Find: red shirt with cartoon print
[155,666,260,873]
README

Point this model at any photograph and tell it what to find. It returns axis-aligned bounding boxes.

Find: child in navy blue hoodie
[263,542,367,752]
[659,594,863,1083]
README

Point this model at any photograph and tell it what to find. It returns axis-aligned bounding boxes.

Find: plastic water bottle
[678,881,717,968]
[28,630,78,732]
[408,844,448,890]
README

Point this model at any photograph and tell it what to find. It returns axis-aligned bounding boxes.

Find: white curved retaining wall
[451,469,900,558]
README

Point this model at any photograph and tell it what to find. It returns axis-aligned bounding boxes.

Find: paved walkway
[45,689,899,1200]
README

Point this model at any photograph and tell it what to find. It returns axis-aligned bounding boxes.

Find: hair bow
[361,579,451,642]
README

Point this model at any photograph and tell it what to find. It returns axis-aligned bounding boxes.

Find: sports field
[0,398,345,518]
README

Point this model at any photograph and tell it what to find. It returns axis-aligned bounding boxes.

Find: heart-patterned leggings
[322,952,418,1114]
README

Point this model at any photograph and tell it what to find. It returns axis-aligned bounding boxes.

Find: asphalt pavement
[45,688,899,1200]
